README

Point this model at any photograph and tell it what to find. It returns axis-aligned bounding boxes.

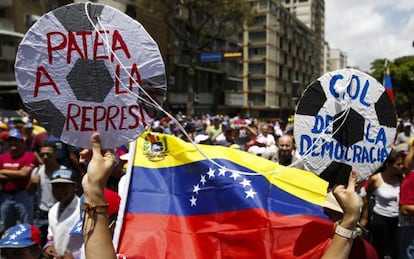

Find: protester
[246,123,277,159]
[82,133,117,259]
[44,169,82,259]
[394,121,414,146]
[26,141,67,246]
[0,224,42,259]
[399,141,414,258]
[360,150,404,259]
[0,128,37,230]
[206,116,222,143]
[272,135,305,169]
[215,125,236,147]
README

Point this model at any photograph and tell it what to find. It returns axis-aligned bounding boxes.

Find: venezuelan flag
[383,65,395,103]
[114,133,333,258]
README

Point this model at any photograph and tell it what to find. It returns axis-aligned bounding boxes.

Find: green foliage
[150,0,253,54]
[369,56,414,117]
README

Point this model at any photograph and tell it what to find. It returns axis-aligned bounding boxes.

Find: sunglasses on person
[39,152,54,158]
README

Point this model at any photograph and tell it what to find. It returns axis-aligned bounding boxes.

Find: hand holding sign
[15,3,166,148]
[294,69,397,186]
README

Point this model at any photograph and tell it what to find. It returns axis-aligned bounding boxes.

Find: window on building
[253,15,266,26]
[249,31,266,43]
[248,78,265,90]
[248,63,266,74]
[248,47,266,58]
[248,93,266,106]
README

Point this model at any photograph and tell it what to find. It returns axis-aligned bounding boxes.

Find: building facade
[0,0,58,109]
[238,0,320,119]
[0,0,346,119]
[328,48,348,71]
[283,0,325,75]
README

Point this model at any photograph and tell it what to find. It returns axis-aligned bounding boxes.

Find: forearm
[0,169,30,178]
[83,188,116,259]
[321,216,358,259]
[401,204,414,216]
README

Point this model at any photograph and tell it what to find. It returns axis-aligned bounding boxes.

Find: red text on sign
[34,66,61,97]
[47,30,131,64]
[65,103,144,131]
[115,63,142,94]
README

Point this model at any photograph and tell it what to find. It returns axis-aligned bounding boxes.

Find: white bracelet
[334,222,361,239]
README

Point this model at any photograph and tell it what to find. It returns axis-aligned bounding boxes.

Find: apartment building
[283,0,325,75]
[0,0,58,109]
[329,48,348,71]
[239,0,319,119]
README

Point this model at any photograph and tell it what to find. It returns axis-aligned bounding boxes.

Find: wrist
[334,220,361,239]
[340,216,359,229]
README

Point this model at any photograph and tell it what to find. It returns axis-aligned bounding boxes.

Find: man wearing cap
[44,169,82,259]
[0,128,37,230]
[0,223,42,259]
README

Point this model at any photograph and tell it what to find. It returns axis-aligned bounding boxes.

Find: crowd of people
[0,111,413,258]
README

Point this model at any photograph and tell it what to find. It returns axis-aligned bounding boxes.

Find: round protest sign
[15,3,166,148]
[294,69,397,185]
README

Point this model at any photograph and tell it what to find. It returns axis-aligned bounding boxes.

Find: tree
[369,56,414,119]
[146,0,253,115]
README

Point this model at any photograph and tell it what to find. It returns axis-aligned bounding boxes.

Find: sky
[325,0,414,72]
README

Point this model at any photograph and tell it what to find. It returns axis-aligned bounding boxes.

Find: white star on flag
[9,234,17,240]
[207,168,215,179]
[218,167,227,176]
[240,178,251,188]
[230,171,241,181]
[200,175,207,185]
[193,184,201,194]
[190,196,197,207]
[245,188,257,199]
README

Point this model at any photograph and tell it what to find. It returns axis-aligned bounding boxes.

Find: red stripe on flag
[117,209,333,258]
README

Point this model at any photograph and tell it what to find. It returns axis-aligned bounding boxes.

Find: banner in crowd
[294,68,397,186]
[113,133,334,258]
[15,3,166,148]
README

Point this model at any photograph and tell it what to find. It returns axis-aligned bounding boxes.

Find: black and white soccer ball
[15,3,166,148]
[294,69,397,186]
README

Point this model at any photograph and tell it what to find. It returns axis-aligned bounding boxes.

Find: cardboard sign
[294,69,397,183]
[15,3,166,148]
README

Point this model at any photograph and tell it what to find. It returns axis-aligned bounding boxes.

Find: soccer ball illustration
[294,69,396,186]
[15,3,166,148]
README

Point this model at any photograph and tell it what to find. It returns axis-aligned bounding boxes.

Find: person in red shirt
[0,128,37,230]
[400,141,414,258]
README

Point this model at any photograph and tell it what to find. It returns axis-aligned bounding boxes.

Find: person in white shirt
[395,121,414,145]
[43,169,82,259]
[247,123,277,159]
[27,142,67,246]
